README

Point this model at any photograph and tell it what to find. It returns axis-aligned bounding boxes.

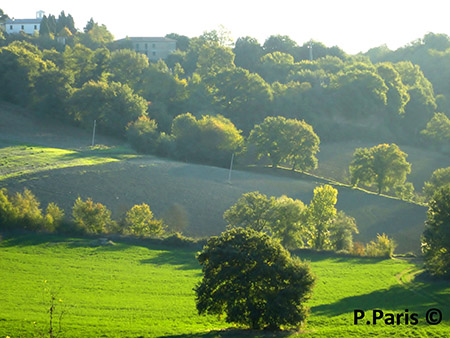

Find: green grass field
[1,234,449,337]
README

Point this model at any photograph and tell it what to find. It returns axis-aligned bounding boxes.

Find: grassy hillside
[1,234,449,337]
[0,102,431,253]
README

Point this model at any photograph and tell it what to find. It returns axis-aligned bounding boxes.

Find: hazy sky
[3,0,449,54]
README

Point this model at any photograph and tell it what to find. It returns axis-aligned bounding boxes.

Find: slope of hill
[0,102,431,253]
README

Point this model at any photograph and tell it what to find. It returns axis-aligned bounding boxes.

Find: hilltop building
[117,37,177,61]
[2,10,44,35]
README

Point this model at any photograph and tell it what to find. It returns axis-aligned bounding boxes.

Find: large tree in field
[350,143,411,194]
[195,227,315,330]
[248,116,319,170]
[422,185,450,278]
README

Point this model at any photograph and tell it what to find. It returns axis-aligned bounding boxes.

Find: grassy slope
[0,102,431,253]
[0,234,449,337]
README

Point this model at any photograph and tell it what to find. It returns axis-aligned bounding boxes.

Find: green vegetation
[195,228,315,330]
[350,144,411,195]
[0,143,136,181]
[248,116,319,170]
[0,234,449,337]
[422,185,450,277]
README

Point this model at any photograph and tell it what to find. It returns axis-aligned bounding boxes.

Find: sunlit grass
[0,234,449,337]
[0,144,139,181]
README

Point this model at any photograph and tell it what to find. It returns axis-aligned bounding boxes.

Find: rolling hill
[0,102,435,253]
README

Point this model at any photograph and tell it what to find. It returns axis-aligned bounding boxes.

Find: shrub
[0,188,15,229]
[11,188,44,230]
[365,233,396,258]
[126,115,160,154]
[72,197,113,234]
[43,202,65,232]
[124,203,165,237]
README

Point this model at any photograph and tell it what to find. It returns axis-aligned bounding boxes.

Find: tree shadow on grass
[158,328,297,338]
[140,249,201,271]
[311,282,450,323]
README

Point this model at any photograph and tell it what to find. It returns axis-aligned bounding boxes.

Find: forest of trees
[1,10,450,199]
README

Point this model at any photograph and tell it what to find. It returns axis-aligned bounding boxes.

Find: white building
[117,37,177,61]
[3,11,44,35]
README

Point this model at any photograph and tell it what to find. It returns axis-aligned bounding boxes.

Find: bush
[11,188,44,230]
[72,197,113,234]
[365,233,396,258]
[124,203,165,237]
[43,202,65,232]
[126,115,160,154]
[195,227,315,330]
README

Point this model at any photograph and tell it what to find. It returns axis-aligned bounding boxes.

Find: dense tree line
[1,11,448,152]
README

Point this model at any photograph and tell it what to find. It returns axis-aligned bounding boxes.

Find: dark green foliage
[70,80,147,136]
[424,167,450,200]
[195,227,315,330]
[421,112,450,146]
[223,192,275,232]
[422,185,450,278]
[248,116,319,170]
[171,113,243,166]
[330,211,358,252]
[126,115,160,154]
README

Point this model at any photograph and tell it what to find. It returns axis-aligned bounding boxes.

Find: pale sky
[3,0,450,54]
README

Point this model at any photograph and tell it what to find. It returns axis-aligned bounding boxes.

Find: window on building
[152,43,156,48]
[136,43,139,49]
[145,43,148,49]
[152,51,156,56]
[21,25,24,30]
[10,25,13,30]
[34,25,37,30]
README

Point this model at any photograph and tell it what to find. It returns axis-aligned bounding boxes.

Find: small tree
[124,203,165,237]
[422,185,450,278]
[306,185,338,250]
[223,191,275,231]
[195,228,315,330]
[350,143,411,194]
[329,211,359,252]
[72,197,113,234]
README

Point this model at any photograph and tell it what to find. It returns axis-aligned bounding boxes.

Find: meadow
[0,234,449,337]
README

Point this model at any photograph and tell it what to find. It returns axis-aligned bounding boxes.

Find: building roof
[6,18,42,24]
[118,37,176,43]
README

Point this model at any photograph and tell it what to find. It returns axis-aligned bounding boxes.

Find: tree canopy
[350,144,411,194]
[422,185,450,278]
[195,227,315,330]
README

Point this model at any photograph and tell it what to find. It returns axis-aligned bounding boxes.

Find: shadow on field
[140,249,201,271]
[159,328,295,338]
[312,282,450,320]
